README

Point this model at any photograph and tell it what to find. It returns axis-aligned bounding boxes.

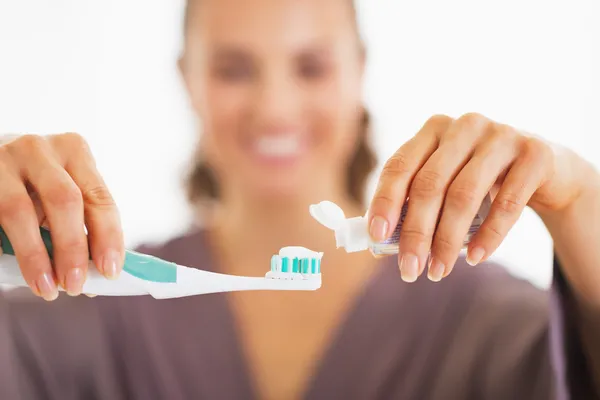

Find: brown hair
[183,0,377,206]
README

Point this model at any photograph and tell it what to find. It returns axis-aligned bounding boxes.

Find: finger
[49,133,125,279]
[398,114,489,282]
[9,135,88,296]
[0,160,58,300]
[466,137,552,265]
[84,293,97,298]
[368,115,449,244]
[429,126,519,281]
[26,185,49,227]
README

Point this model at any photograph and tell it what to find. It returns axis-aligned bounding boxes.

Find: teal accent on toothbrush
[122,251,177,283]
[0,226,176,283]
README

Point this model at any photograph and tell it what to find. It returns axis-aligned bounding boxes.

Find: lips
[253,135,301,158]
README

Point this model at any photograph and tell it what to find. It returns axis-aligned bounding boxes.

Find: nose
[253,69,302,128]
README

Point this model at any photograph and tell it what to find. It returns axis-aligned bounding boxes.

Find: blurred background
[0,0,598,289]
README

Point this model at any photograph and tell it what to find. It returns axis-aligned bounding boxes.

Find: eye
[297,51,332,80]
[211,49,255,82]
[214,62,254,81]
[298,60,328,79]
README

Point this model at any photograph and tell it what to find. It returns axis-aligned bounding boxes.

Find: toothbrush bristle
[266,254,322,280]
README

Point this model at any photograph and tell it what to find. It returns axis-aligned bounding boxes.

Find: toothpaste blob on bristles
[279,246,323,259]
[266,246,323,280]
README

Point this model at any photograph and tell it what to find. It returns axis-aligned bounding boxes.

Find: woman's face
[182,0,364,201]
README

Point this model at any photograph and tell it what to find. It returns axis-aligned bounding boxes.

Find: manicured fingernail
[467,247,485,266]
[399,253,419,282]
[369,216,389,242]
[428,258,445,282]
[65,268,85,296]
[36,272,59,301]
[102,250,121,280]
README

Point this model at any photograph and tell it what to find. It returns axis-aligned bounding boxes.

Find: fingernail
[65,268,85,296]
[36,272,58,301]
[102,250,121,280]
[369,216,389,242]
[467,247,485,266]
[428,258,445,282]
[399,253,419,283]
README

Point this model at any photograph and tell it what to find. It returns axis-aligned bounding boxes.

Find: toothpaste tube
[309,194,492,255]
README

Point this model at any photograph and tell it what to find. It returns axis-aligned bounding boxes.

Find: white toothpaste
[279,246,323,260]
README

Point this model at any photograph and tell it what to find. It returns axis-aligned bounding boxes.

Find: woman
[0,0,598,399]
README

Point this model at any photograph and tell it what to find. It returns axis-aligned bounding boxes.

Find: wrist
[547,169,600,307]
[537,161,600,227]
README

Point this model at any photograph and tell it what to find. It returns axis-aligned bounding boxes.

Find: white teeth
[255,136,300,157]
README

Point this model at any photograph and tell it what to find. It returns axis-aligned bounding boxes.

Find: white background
[0,0,598,288]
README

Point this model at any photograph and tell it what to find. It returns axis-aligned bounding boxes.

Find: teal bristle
[281,257,289,273]
[270,255,278,272]
[301,258,309,274]
[269,253,321,277]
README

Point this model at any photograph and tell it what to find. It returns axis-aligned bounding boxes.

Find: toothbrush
[0,227,323,299]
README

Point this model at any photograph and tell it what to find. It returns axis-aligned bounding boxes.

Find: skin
[1,0,599,397]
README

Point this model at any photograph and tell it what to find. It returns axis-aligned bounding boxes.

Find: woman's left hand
[368,112,596,283]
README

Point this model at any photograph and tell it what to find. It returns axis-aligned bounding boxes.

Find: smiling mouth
[253,135,303,158]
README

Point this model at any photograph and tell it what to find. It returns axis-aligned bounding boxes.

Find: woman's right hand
[0,133,124,300]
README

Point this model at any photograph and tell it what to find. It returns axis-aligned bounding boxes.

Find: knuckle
[53,236,88,256]
[481,223,503,241]
[400,228,432,245]
[83,185,115,207]
[411,169,445,198]
[522,137,553,165]
[432,231,456,254]
[494,192,523,215]
[18,248,49,270]
[488,123,519,142]
[43,180,82,208]
[381,152,412,179]
[60,132,89,149]
[370,194,395,213]
[18,134,44,147]
[459,112,488,127]
[425,114,452,129]
[51,133,92,161]
[446,182,479,209]
[13,134,46,154]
